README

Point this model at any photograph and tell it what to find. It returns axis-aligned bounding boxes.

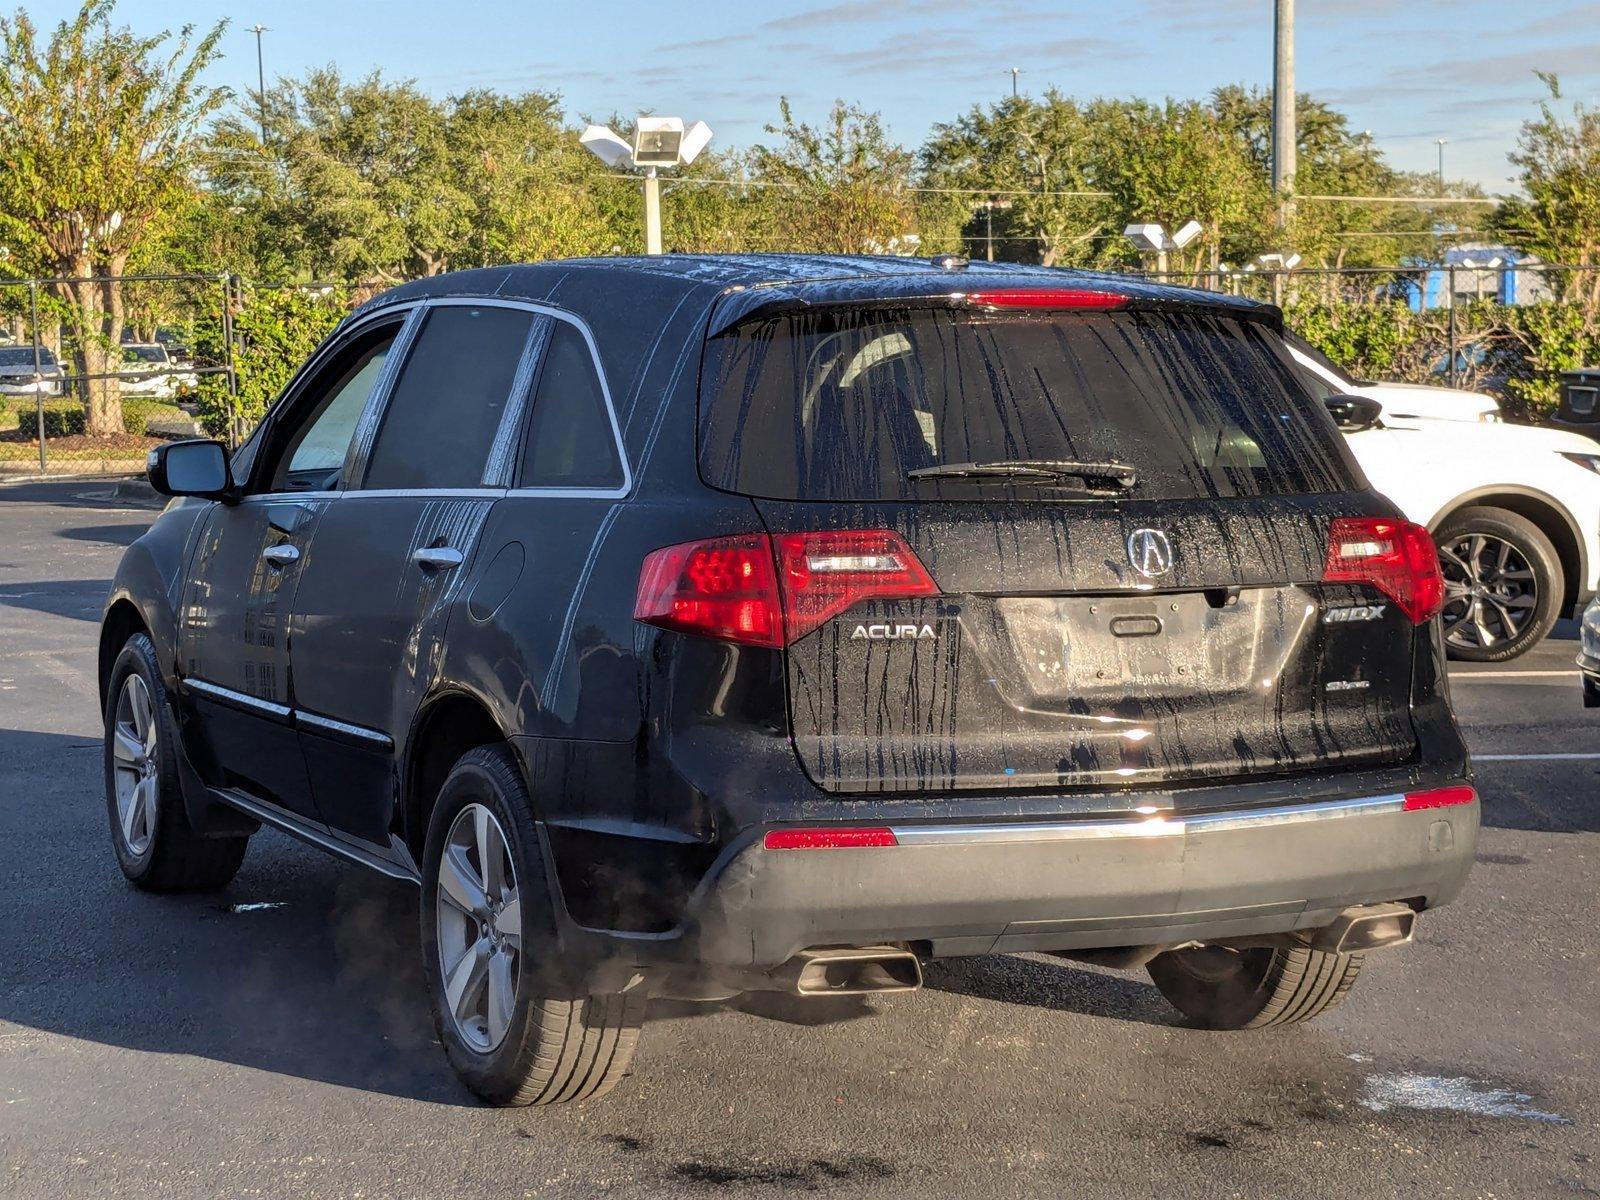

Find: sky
[28,0,1600,193]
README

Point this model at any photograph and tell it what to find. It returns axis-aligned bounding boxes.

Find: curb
[112,476,163,506]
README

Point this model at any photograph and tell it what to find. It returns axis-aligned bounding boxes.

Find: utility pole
[249,24,269,147]
[1272,0,1296,229]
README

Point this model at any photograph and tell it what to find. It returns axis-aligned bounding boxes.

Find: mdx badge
[1126,528,1173,579]
[851,622,936,641]
[1324,603,1387,623]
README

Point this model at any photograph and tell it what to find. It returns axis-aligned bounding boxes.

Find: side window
[265,325,397,493]
[518,322,625,489]
[360,305,534,491]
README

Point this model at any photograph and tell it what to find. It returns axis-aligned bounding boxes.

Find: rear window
[698,306,1359,502]
[0,347,56,367]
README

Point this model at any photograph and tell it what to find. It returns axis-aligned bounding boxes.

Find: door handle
[261,544,300,568]
[413,546,464,572]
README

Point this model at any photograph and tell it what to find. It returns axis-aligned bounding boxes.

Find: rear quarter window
[698,306,1362,502]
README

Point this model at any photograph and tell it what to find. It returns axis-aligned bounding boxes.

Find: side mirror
[147,438,232,499]
[1324,394,1384,432]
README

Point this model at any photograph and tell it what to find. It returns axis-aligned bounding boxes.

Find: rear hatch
[697,289,1432,798]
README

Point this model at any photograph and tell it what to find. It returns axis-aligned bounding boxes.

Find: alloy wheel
[111,674,159,856]
[1438,533,1538,651]
[435,803,522,1054]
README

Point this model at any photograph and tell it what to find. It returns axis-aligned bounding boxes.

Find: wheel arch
[98,596,151,714]
[400,688,519,861]
[1428,487,1586,616]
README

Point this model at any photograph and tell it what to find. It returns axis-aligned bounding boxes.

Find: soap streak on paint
[1360,1073,1570,1124]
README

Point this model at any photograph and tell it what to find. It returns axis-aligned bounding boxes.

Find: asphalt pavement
[0,480,1595,1199]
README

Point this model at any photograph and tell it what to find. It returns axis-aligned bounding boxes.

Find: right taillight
[1323,516,1446,624]
[634,529,937,648]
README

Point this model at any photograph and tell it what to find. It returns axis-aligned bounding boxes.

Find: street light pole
[643,168,662,256]
[1272,0,1296,229]
[249,24,269,147]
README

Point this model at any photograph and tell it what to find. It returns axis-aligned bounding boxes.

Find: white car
[1286,333,1502,427]
[119,343,197,399]
[1284,336,1600,661]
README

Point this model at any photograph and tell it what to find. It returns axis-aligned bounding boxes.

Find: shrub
[17,404,86,439]
[191,284,351,438]
[1285,295,1600,422]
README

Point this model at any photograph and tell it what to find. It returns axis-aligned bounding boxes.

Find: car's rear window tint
[698,306,1360,502]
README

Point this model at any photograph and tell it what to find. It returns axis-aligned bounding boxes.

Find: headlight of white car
[1583,600,1600,659]
[1559,452,1600,474]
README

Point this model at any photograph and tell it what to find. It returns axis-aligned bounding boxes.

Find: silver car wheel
[1439,533,1538,651]
[111,673,159,856]
[435,802,522,1054]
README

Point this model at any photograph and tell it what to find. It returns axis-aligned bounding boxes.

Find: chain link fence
[0,273,239,479]
[2,262,1598,480]
[1145,263,1600,419]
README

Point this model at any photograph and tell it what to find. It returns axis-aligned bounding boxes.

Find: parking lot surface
[1,481,1595,1199]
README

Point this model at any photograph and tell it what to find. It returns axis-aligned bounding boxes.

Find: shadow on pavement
[923,953,1176,1026]
[0,578,110,622]
[56,523,144,548]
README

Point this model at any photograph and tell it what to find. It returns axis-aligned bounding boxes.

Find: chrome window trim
[332,488,505,500]
[887,793,1410,847]
[236,295,633,504]
[183,677,293,721]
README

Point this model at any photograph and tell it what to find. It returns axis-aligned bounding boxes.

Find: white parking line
[1474,753,1600,762]
[1450,670,1578,680]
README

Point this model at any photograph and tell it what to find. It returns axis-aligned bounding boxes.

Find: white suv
[1286,334,1600,662]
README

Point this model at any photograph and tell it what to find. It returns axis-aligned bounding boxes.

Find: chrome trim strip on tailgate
[889,793,1408,847]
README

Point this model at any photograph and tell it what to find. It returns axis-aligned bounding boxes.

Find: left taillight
[635,529,938,648]
[1323,516,1446,625]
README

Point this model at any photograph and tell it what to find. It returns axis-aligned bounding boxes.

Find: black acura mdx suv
[101,255,1477,1106]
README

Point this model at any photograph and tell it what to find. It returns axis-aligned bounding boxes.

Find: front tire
[1436,506,1561,662]
[1147,945,1364,1029]
[103,633,249,891]
[420,744,645,1106]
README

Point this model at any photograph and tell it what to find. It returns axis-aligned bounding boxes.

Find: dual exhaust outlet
[764,903,1414,999]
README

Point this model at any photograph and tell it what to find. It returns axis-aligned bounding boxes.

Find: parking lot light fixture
[1123,221,1202,277]
[580,117,714,255]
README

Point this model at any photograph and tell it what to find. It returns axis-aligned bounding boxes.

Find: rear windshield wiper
[907,459,1138,490]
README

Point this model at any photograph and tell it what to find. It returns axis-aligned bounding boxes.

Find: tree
[1499,73,1600,315]
[204,70,626,281]
[0,1,226,435]
[922,93,1119,267]
[751,99,919,254]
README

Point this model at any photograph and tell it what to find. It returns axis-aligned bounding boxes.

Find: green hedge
[17,404,86,438]
[1285,297,1600,422]
[12,397,184,439]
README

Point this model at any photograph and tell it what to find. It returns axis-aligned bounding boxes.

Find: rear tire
[420,744,645,1106]
[1435,506,1561,663]
[1147,945,1363,1029]
[103,633,249,892]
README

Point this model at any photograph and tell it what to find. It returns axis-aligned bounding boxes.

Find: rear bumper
[679,789,1478,969]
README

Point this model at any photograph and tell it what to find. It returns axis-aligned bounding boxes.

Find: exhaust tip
[782,946,923,996]
[1311,902,1416,954]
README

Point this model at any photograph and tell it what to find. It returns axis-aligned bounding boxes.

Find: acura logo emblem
[1126,528,1173,578]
